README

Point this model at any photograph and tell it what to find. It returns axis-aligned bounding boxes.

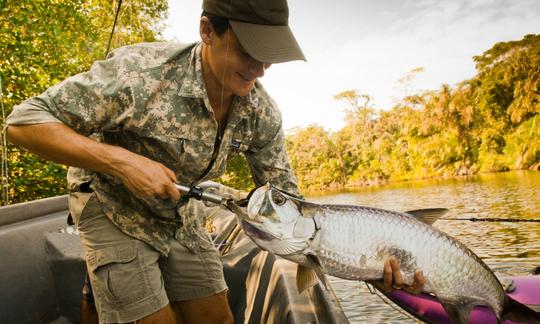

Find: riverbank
[303,169,540,198]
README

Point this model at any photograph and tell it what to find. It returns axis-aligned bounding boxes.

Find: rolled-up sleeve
[6,51,134,136]
[5,97,64,125]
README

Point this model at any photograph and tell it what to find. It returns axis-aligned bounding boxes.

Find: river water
[306,171,540,323]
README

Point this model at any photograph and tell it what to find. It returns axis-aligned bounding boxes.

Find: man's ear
[200,16,214,45]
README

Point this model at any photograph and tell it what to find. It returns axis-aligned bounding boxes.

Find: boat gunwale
[0,195,68,226]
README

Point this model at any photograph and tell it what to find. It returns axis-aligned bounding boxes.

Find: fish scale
[314,204,504,312]
[238,183,540,323]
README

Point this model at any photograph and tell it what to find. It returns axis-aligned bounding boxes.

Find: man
[6,0,423,323]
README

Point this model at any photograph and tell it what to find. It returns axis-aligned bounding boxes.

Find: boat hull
[387,275,540,324]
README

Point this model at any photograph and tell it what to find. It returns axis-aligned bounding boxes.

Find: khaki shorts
[72,193,227,323]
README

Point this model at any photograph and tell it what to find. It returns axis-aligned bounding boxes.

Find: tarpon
[230,183,540,324]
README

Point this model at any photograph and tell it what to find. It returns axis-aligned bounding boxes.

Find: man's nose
[249,61,272,78]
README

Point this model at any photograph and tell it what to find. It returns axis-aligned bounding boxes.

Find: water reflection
[307,171,540,323]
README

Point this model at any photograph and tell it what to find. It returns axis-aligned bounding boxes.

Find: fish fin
[305,254,330,288]
[305,256,343,309]
[270,239,307,255]
[440,298,474,324]
[305,255,349,322]
[405,208,449,225]
[500,278,516,292]
[502,296,540,324]
[296,265,319,294]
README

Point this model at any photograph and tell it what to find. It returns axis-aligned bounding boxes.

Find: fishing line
[192,206,223,247]
[194,225,216,247]
[440,217,540,223]
[216,0,235,141]
[105,0,123,58]
[364,282,420,322]
[207,0,237,254]
[0,0,122,207]
[0,72,9,205]
[196,206,238,249]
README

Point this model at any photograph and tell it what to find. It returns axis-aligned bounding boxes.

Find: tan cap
[202,0,306,64]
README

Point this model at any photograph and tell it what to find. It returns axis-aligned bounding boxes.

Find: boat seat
[45,230,86,324]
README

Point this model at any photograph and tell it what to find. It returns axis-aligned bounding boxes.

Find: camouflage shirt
[7,42,300,255]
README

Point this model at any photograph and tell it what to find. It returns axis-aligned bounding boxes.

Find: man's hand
[114,153,180,202]
[372,257,425,295]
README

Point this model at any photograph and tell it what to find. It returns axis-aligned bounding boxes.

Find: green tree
[1,0,168,204]
[304,34,539,190]
[286,125,340,191]
[218,155,255,191]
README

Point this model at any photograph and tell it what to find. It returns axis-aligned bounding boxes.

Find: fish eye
[271,190,287,206]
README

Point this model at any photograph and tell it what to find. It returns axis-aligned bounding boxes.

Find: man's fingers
[390,258,404,288]
[409,270,425,295]
[155,164,179,201]
[382,259,393,292]
[165,181,180,202]
[378,258,425,295]
[162,165,178,183]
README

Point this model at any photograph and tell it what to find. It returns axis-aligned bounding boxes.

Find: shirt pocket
[227,122,253,159]
[76,193,103,230]
[137,129,189,165]
[140,126,215,176]
[86,242,146,306]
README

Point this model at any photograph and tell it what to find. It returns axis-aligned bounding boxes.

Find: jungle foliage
[1,0,167,204]
[0,2,537,203]
[282,34,540,192]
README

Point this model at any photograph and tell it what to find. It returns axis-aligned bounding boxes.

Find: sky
[163,0,540,132]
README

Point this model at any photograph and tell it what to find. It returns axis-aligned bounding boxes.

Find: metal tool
[174,183,226,205]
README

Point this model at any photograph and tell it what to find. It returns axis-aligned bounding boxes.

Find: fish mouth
[247,183,272,219]
[240,220,277,241]
[234,206,265,223]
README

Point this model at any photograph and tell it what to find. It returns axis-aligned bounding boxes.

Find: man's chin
[233,86,254,97]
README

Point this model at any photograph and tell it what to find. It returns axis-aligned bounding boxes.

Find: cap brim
[230,20,306,64]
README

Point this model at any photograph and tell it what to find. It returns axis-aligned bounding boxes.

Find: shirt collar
[234,86,259,119]
[178,42,260,117]
[178,43,206,99]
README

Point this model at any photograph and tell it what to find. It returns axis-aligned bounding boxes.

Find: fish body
[235,183,540,324]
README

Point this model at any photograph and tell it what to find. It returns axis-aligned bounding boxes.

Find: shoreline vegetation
[0,2,538,204]
[300,169,539,198]
[220,34,540,194]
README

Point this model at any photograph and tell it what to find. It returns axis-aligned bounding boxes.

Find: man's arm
[7,123,180,201]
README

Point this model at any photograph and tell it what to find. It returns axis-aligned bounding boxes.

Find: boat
[385,276,540,323]
[0,194,346,324]
[1,193,539,323]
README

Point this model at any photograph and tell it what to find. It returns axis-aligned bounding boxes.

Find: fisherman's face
[206,29,272,97]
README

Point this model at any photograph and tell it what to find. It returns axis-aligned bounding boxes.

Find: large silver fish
[231,183,540,324]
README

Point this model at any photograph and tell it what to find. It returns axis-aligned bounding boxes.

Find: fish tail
[501,296,540,324]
